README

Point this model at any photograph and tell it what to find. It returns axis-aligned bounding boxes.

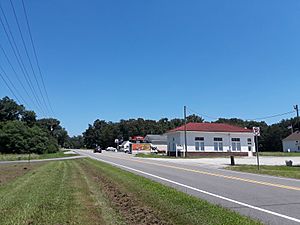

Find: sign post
[115,139,119,151]
[253,127,261,170]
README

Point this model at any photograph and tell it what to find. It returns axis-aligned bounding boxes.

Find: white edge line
[79,151,300,224]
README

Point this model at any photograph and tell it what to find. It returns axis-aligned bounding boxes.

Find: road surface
[76,150,300,225]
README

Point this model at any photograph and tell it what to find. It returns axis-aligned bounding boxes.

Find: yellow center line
[101,154,300,192]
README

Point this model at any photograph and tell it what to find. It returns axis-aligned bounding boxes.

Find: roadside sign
[114,139,119,143]
[253,127,260,136]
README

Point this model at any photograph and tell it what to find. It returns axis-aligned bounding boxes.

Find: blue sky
[0,0,300,136]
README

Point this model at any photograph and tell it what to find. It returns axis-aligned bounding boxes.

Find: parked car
[94,146,102,153]
[106,147,117,152]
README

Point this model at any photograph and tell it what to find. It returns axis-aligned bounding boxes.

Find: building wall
[152,144,167,151]
[167,131,255,155]
[282,140,300,152]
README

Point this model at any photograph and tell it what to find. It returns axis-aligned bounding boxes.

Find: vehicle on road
[106,147,117,152]
[94,146,102,153]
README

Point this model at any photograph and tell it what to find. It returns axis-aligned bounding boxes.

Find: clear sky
[0,0,299,136]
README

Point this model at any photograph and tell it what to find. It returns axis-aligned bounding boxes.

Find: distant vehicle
[94,146,102,153]
[106,147,117,152]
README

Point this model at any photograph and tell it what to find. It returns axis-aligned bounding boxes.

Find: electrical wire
[9,0,51,115]
[0,43,35,107]
[246,111,295,121]
[187,107,296,122]
[0,63,28,106]
[21,0,55,116]
[0,2,45,116]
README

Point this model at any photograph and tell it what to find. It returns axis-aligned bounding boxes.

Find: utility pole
[253,127,260,170]
[184,106,187,158]
[294,105,299,131]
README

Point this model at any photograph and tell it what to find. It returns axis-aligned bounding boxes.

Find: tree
[0,120,58,154]
[186,114,204,123]
[21,110,36,127]
[0,97,24,121]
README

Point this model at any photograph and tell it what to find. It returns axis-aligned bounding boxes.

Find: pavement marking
[95,153,300,192]
[83,153,300,224]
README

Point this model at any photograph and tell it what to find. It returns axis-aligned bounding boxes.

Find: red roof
[168,122,252,133]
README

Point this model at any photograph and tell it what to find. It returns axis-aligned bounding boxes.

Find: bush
[0,121,59,154]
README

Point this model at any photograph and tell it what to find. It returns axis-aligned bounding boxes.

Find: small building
[120,141,130,151]
[144,134,168,153]
[166,122,255,157]
[282,131,300,152]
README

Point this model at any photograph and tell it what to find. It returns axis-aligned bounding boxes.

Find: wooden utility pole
[294,105,299,131]
[184,106,187,158]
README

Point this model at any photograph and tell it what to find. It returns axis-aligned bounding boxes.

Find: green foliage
[0,96,67,154]
[83,117,194,149]
[0,96,25,121]
[0,120,58,154]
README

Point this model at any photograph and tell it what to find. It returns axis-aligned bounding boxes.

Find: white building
[282,131,300,152]
[144,134,167,153]
[166,122,255,157]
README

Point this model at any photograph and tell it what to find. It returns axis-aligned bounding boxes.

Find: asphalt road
[76,150,300,225]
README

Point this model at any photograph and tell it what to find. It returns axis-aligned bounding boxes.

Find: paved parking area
[148,156,300,168]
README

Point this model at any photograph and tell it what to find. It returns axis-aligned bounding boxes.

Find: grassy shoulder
[82,158,261,225]
[259,152,300,157]
[0,151,78,161]
[227,165,300,179]
[0,158,262,225]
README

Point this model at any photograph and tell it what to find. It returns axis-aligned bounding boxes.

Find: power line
[187,107,219,120]
[187,106,295,122]
[9,0,51,115]
[0,63,28,106]
[0,43,35,108]
[21,0,55,116]
[0,2,46,116]
[246,111,295,121]
[0,71,21,104]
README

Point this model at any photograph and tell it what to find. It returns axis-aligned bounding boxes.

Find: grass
[0,158,262,225]
[227,165,300,179]
[0,151,78,161]
[258,152,300,157]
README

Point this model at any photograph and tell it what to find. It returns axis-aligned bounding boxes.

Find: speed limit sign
[253,127,261,136]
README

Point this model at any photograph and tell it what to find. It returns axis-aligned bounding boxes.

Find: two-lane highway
[76,150,300,225]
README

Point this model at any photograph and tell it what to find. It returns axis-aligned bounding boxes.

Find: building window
[195,137,205,151]
[214,137,223,151]
[232,138,241,151]
[247,138,252,145]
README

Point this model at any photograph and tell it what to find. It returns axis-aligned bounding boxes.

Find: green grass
[83,158,261,225]
[258,152,300,157]
[0,158,262,225]
[0,160,123,225]
[0,151,78,161]
[227,165,300,179]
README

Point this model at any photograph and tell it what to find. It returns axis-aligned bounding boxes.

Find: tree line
[82,115,298,152]
[1,96,297,153]
[0,97,68,154]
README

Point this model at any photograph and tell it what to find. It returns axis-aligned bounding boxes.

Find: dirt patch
[0,163,43,185]
[79,161,169,225]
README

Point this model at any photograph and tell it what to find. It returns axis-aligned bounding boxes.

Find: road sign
[253,127,260,136]
[114,139,119,144]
